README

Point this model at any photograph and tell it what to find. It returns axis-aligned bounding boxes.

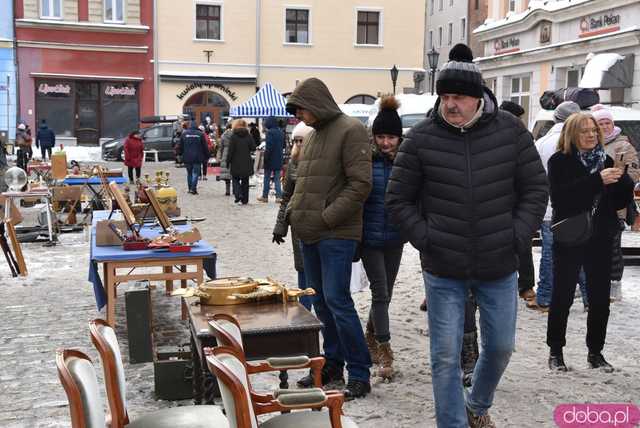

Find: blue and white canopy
[229,82,292,117]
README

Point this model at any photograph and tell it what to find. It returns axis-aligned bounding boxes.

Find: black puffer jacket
[385,88,548,280]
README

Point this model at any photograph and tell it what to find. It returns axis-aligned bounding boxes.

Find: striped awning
[229,82,292,117]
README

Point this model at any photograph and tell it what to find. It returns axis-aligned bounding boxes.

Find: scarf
[576,144,606,174]
[440,99,485,131]
[604,126,622,145]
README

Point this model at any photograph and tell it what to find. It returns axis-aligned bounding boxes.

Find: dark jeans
[40,146,52,161]
[361,244,404,343]
[232,176,249,204]
[517,240,535,294]
[202,160,209,176]
[127,166,141,183]
[302,239,372,382]
[185,163,202,192]
[610,226,624,281]
[547,234,613,354]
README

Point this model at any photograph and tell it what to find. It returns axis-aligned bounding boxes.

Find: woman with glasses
[546,112,633,373]
[272,122,315,310]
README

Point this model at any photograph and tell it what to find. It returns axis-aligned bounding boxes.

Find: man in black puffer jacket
[386,44,548,428]
[178,121,209,195]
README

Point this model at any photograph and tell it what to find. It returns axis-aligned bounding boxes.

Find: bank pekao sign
[579,13,620,37]
[104,85,136,97]
[494,37,520,54]
[177,82,238,101]
[38,83,71,95]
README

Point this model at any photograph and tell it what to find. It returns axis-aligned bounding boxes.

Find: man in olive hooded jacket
[286,77,373,399]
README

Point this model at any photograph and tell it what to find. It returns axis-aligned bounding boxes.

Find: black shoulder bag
[551,195,600,246]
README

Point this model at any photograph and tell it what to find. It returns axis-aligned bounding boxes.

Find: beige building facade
[156,0,426,125]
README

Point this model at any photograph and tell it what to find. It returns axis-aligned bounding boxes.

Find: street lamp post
[390,65,399,94]
[427,48,440,95]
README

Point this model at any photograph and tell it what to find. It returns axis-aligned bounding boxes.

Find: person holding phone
[592,105,640,301]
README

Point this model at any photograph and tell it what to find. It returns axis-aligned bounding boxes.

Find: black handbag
[551,196,600,246]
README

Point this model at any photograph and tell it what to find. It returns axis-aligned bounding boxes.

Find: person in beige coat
[592,104,640,301]
[285,77,373,400]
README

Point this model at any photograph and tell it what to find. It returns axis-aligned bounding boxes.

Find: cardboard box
[51,152,68,180]
[51,186,84,202]
[95,219,127,246]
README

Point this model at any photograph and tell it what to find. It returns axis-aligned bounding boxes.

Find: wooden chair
[205,346,358,428]
[208,314,324,388]
[56,349,107,428]
[89,319,228,428]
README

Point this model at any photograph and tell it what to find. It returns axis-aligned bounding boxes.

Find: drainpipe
[255,0,261,90]
[153,0,159,114]
[13,0,20,129]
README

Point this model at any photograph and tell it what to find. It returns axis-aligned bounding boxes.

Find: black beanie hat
[436,43,483,99]
[499,100,525,118]
[372,95,402,137]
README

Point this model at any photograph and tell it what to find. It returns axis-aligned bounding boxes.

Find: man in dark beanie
[499,100,525,118]
[285,77,373,400]
[386,43,548,427]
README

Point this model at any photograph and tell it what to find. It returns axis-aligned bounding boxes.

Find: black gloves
[272,233,285,245]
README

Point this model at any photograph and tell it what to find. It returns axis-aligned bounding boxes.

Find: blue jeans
[424,272,517,427]
[185,163,202,192]
[262,169,282,198]
[297,269,312,311]
[302,239,371,382]
[537,221,588,307]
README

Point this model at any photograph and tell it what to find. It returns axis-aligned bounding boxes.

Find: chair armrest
[273,387,324,398]
[276,390,327,407]
[266,356,309,368]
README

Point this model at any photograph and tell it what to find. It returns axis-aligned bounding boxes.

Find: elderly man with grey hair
[532,101,589,312]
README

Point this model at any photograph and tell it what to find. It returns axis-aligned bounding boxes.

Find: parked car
[530,105,640,150]
[366,93,438,135]
[101,115,187,161]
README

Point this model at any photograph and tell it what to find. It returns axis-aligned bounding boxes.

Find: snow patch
[579,53,625,88]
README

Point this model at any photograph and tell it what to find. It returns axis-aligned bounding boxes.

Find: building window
[104,0,124,23]
[429,30,433,49]
[485,78,497,94]
[508,0,516,12]
[285,9,310,44]
[430,0,434,15]
[345,94,376,105]
[566,67,585,87]
[357,10,381,45]
[439,0,443,11]
[196,3,222,40]
[41,0,62,19]
[438,26,443,47]
[448,22,453,45]
[509,75,530,124]
[461,18,466,40]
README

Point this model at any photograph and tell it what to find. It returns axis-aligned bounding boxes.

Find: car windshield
[402,114,425,128]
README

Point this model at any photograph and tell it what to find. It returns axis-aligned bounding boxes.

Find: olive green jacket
[286,78,372,244]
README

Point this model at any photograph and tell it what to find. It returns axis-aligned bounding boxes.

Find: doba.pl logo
[554,404,640,427]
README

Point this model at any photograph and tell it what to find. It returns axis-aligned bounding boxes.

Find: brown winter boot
[365,327,379,364]
[376,342,395,381]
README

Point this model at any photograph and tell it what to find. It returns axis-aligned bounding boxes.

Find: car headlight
[103,141,119,149]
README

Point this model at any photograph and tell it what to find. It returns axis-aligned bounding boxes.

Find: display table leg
[105,264,116,326]
[164,265,173,295]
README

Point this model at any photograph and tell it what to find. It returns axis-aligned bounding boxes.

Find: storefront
[35,79,140,145]
[158,75,257,128]
[474,0,640,127]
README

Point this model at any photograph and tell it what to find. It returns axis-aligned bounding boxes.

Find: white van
[338,103,377,126]
[367,94,439,135]
[530,106,640,150]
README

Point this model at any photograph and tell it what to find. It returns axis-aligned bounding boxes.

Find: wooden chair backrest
[56,349,106,428]
[205,346,258,428]
[89,319,129,428]
[208,314,244,352]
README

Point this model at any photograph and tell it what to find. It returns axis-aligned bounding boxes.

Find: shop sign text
[104,85,136,97]
[177,82,238,101]
[494,37,520,53]
[580,13,620,33]
[38,83,71,95]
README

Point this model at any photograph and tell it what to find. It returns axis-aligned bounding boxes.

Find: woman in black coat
[227,119,256,205]
[546,112,633,372]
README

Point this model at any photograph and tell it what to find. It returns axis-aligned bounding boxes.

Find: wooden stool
[143,149,159,163]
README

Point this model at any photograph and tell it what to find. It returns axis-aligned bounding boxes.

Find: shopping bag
[350,261,369,294]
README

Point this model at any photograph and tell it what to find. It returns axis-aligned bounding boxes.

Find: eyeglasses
[580,128,598,135]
